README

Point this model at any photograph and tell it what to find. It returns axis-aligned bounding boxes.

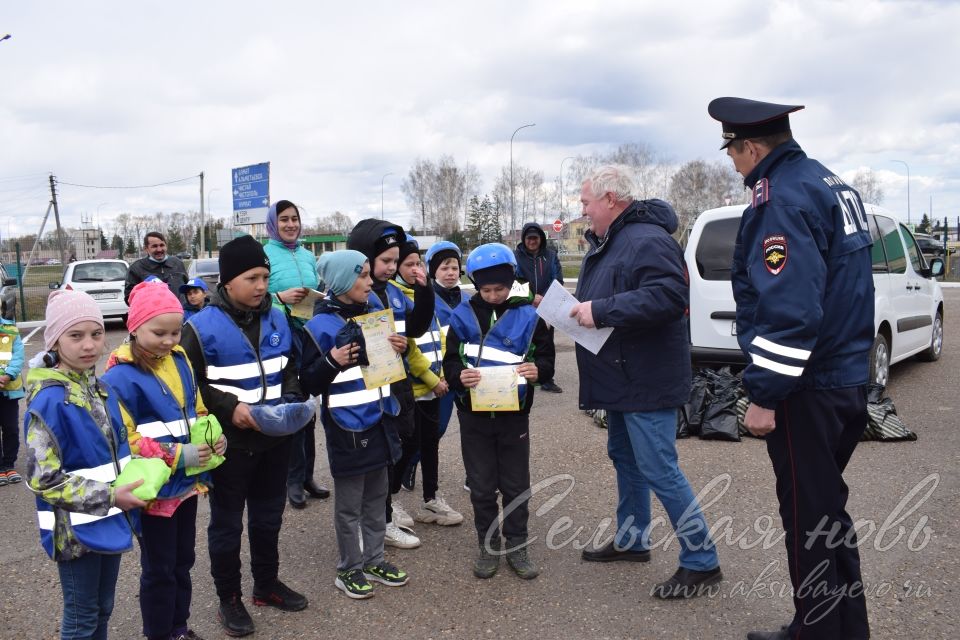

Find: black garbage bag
[863,384,916,442]
[678,369,714,438]
[699,367,742,442]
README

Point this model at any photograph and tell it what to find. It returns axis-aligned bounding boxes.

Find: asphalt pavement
[1,294,958,639]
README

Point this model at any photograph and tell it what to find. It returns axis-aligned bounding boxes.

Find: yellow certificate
[352,309,407,389]
[289,289,325,321]
[469,365,521,411]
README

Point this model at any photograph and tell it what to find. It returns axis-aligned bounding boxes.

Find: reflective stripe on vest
[136,417,196,439]
[189,306,291,407]
[37,507,124,530]
[71,454,131,483]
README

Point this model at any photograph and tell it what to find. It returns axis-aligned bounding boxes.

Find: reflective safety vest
[26,380,134,559]
[427,289,471,376]
[448,303,538,405]
[368,282,412,336]
[101,350,203,499]
[304,312,399,432]
[0,322,23,391]
[188,306,291,406]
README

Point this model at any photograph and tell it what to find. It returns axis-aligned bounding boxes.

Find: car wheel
[869,333,890,387]
[917,311,943,362]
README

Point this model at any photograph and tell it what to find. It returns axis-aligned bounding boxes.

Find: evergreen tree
[166,226,186,253]
[918,213,931,234]
[125,238,136,257]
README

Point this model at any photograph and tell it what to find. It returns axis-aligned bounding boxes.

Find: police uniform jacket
[732,140,874,409]
[575,199,691,412]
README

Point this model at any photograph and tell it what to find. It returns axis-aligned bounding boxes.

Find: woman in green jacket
[264,199,330,507]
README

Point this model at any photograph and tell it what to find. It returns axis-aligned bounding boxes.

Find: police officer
[708,97,874,640]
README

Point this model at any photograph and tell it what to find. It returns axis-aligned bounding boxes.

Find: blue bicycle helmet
[465,243,517,280]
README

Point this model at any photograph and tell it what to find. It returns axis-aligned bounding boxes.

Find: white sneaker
[384,522,421,549]
[415,495,464,526]
[391,502,415,528]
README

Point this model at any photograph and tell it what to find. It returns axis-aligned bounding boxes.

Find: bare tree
[668,160,745,232]
[849,168,884,205]
[312,211,353,235]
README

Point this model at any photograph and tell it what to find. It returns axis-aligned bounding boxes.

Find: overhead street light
[891,159,911,224]
[381,172,393,220]
[559,156,575,219]
[510,123,536,228]
[0,35,11,44]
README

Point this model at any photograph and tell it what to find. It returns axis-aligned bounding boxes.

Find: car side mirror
[2,277,15,287]
[48,282,60,289]
[928,258,945,278]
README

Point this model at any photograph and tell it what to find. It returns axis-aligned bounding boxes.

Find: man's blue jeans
[57,551,123,640]
[606,408,719,571]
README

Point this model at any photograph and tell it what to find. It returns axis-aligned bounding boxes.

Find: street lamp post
[510,123,536,230]
[559,156,575,219]
[891,159,911,224]
[205,188,219,258]
[381,173,394,220]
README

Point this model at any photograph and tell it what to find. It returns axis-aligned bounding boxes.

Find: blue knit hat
[317,250,368,296]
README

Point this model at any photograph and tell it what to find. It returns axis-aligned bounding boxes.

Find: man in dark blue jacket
[515,222,564,392]
[709,97,873,640]
[570,164,722,599]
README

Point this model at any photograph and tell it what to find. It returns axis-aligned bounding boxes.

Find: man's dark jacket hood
[585,198,678,249]
[516,223,547,255]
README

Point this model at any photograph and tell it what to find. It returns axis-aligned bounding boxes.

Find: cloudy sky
[2,0,958,238]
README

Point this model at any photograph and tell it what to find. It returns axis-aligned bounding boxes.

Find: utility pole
[48,174,69,267]
[199,171,206,258]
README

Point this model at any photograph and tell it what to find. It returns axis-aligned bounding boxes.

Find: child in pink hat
[102,281,225,640]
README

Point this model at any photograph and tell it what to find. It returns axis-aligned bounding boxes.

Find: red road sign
[553,218,564,233]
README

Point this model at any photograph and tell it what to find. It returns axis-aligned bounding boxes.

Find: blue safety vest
[420,289,470,377]
[188,306,291,406]
[304,312,399,432]
[26,379,134,559]
[368,282,412,336]
[448,302,538,405]
[101,350,205,499]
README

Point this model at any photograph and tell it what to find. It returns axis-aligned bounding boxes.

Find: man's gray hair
[586,165,636,203]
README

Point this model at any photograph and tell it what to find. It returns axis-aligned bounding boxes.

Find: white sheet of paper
[536,280,613,355]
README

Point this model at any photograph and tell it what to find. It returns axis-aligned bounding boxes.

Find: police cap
[708,97,804,149]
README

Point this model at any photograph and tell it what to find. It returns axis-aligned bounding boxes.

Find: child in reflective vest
[23,290,146,640]
[102,281,225,640]
[442,243,554,581]
[0,299,25,486]
[301,250,411,600]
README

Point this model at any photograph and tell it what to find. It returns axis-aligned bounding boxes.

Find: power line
[56,174,201,189]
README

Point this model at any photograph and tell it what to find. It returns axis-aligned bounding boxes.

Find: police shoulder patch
[763,234,787,275]
[752,178,770,208]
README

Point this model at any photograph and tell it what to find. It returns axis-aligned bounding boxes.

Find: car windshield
[72,262,128,282]
[192,259,219,276]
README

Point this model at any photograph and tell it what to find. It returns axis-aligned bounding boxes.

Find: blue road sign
[232,162,270,224]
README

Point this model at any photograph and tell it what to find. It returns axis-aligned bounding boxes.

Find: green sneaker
[506,546,539,580]
[335,568,375,599]
[473,543,500,579]
[363,561,409,587]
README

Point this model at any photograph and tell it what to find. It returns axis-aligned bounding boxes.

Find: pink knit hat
[44,290,105,351]
[127,281,184,333]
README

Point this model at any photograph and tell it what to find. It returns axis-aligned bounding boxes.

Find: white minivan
[685,205,944,386]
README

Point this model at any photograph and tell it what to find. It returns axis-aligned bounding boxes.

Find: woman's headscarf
[266,200,301,249]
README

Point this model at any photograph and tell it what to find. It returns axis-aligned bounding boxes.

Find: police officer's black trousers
[767,387,869,639]
[208,438,292,600]
[459,410,531,546]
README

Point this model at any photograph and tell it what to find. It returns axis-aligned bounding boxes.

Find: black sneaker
[252,579,308,611]
[217,594,255,637]
[506,546,539,580]
[401,462,417,492]
[172,630,205,640]
[363,561,409,586]
[651,566,723,599]
[540,381,563,393]
[335,568,375,599]
[473,543,500,579]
